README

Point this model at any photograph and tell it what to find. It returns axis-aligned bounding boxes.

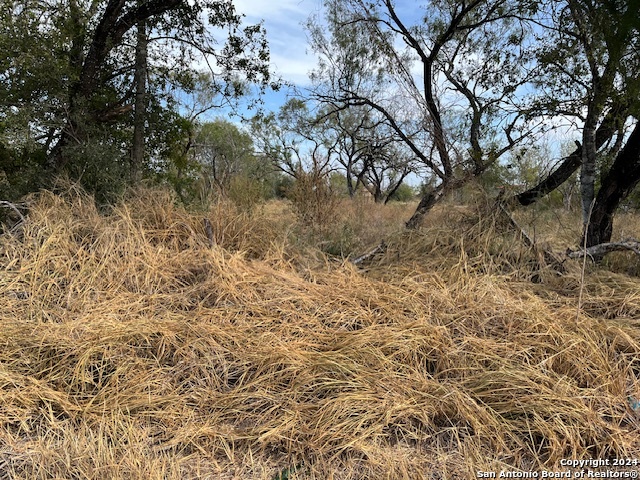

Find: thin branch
[0,201,27,224]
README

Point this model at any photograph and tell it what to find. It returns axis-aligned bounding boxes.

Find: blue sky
[220,0,579,180]
[231,0,326,114]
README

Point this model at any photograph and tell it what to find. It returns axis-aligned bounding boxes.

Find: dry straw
[0,187,638,479]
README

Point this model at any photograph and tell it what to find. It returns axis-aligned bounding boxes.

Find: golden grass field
[1,186,639,479]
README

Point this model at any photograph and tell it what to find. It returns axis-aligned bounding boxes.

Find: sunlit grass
[0,186,638,479]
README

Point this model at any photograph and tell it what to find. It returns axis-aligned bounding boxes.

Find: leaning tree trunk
[406,182,449,229]
[513,103,623,206]
[515,145,583,206]
[584,122,640,248]
[383,169,410,205]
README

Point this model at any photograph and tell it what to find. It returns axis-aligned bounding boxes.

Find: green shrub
[388,182,416,202]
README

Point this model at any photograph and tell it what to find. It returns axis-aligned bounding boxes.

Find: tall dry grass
[0,187,638,479]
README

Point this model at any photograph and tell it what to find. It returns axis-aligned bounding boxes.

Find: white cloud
[233,0,323,85]
[233,0,311,20]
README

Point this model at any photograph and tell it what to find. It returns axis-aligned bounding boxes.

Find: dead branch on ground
[567,239,640,260]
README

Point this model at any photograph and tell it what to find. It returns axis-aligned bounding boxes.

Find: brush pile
[0,188,639,479]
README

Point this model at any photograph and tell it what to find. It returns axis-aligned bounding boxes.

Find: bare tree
[318,106,378,198]
[307,0,540,228]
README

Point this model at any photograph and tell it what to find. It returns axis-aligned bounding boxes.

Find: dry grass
[511,202,640,276]
[0,187,639,479]
[284,194,415,258]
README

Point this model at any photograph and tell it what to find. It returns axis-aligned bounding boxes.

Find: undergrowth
[0,187,638,479]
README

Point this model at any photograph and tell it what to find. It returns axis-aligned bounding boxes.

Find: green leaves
[0,0,276,202]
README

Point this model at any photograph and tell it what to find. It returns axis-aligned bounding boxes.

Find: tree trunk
[512,103,624,206]
[580,107,600,226]
[373,185,384,203]
[584,122,640,248]
[406,183,448,229]
[346,168,356,197]
[131,12,148,183]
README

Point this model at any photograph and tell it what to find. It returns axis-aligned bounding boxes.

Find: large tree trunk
[131,12,148,183]
[48,0,182,171]
[584,122,640,248]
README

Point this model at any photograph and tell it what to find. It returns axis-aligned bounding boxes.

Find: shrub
[287,170,339,228]
[388,182,416,202]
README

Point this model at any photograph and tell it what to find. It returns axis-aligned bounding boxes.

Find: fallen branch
[566,239,640,260]
[495,197,566,271]
[351,242,387,266]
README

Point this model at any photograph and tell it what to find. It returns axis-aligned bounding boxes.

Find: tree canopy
[0,0,275,203]
[1,0,639,255]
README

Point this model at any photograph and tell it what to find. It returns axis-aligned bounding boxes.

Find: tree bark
[584,122,640,248]
[131,11,148,183]
[405,183,448,229]
[580,106,600,225]
[512,104,624,206]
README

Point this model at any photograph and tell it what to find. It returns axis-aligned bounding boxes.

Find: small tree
[192,119,255,196]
